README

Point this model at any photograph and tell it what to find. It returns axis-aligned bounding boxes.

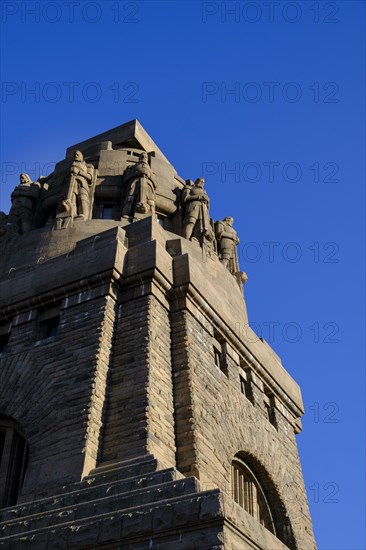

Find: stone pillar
[170,308,198,477]
[101,221,176,469]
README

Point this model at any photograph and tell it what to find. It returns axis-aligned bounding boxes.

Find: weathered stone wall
[0,283,117,500]
[101,294,150,463]
[170,299,315,550]
[102,291,176,468]
[0,217,316,549]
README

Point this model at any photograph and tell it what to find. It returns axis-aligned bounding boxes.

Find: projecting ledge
[0,225,128,313]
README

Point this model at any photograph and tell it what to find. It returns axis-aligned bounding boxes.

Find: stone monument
[55,150,95,228]
[121,151,157,220]
[8,174,41,234]
[0,120,316,549]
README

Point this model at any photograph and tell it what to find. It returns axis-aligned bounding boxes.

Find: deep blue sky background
[1,1,365,548]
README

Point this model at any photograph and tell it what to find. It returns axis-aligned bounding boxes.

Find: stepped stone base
[0,454,292,549]
[0,455,225,549]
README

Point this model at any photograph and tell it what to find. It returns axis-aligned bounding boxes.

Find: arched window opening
[232,455,297,550]
[232,459,275,534]
[0,417,29,509]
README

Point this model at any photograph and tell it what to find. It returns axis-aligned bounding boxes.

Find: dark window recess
[93,204,115,220]
[0,430,5,465]
[38,316,59,340]
[240,374,254,404]
[36,304,61,341]
[239,361,255,404]
[213,331,227,374]
[101,206,113,220]
[214,346,222,368]
[0,421,29,510]
[0,333,10,354]
[264,391,278,429]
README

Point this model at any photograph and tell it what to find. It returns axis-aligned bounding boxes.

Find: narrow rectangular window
[232,464,238,502]
[36,304,61,341]
[0,430,5,467]
[0,323,11,354]
[0,333,10,354]
[43,316,60,339]
[264,390,278,429]
[244,478,251,513]
[213,344,222,368]
[213,330,227,375]
[239,361,255,404]
[238,470,244,508]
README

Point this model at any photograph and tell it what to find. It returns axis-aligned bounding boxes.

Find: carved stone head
[224,216,234,226]
[139,152,149,164]
[195,177,205,188]
[19,173,32,185]
[73,150,84,162]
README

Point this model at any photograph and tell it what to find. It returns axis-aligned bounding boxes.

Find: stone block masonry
[0,121,316,549]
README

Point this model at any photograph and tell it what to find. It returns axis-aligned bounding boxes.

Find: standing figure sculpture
[215,216,240,273]
[59,150,94,220]
[8,173,41,234]
[182,178,215,243]
[122,152,157,220]
[182,179,194,206]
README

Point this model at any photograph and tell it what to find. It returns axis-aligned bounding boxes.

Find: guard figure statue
[182,177,215,243]
[215,216,240,273]
[59,150,94,220]
[8,173,41,234]
[122,152,157,220]
[216,216,248,286]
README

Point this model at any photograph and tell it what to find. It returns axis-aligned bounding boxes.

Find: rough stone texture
[0,123,316,549]
[0,287,116,498]
[0,456,225,549]
[102,293,176,468]
[170,305,313,549]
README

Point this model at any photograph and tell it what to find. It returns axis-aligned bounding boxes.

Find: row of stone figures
[182,177,246,280]
[0,151,97,237]
[0,151,246,282]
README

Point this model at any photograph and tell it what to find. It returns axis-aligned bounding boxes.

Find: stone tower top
[1,120,239,261]
[0,121,303,415]
[0,121,315,549]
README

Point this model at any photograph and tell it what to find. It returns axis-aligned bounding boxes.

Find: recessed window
[240,367,254,405]
[0,323,11,354]
[232,459,275,534]
[264,390,278,429]
[93,203,115,220]
[213,331,227,374]
[214,346,222,368]
[0,333,10,354]
[39,316,59,339]
[0,431,5,464]
[101,206,113,220]
[36,304,61,341]
[0,417,29,509]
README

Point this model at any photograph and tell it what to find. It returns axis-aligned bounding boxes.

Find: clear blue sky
[1,1,365,548]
